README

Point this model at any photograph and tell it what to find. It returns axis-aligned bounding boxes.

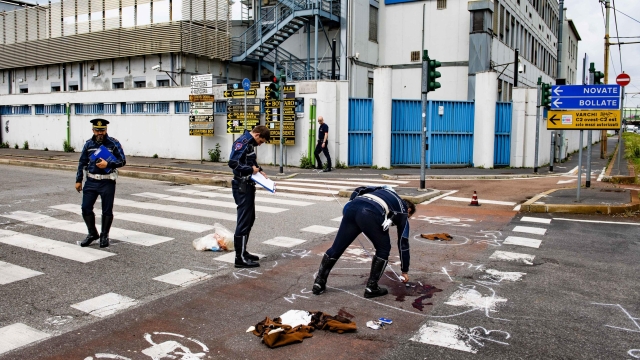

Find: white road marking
[277,181,348,189]
[0,261,43,285]
[503,236,542,248]
[153,269,212,287]
[553,217,640,226]
[443,196,516,206]
[166,188,313,206]
[483,269,526,282]
[70,293,138,318]
[557,179,577,184]
[445,287,507,311]
[273,185,339,195]
[1,212,172,246]
[0,323,50,356]
[409,321,477,353]
[285,178,399,187]
[193,185,335,201]
[262,237,307,247]
[342,178,409,184]
[331,216,343,222]
[114,198,237,221]
[597,167,606,181]
[520,216,552,224]
[420,190,459,205]
[512,204,522,211]
[489,250,535,265]
[567,166,579,175]
[132,192,288,213]
[213,252,265,264]
[513,225,547,235]
[51,204,214,233]
[0,229,115,263]
[301,225,339,234]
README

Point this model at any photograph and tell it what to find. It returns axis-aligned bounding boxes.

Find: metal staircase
[261,47,333,81]
[231,0,340,79]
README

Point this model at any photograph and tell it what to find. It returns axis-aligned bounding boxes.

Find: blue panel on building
[494,102,512,166]
[348,98,373,166]
[384,0,420,5]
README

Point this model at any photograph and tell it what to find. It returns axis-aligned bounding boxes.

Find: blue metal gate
[494,102,512,166]
[391,99,475,166]
[348,98,373,166]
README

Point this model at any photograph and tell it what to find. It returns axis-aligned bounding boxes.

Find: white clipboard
[251,172,276,193]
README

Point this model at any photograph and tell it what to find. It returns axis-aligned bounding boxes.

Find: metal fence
[75,103,117,115]
[121,102,169,114]
[494,102,512,166]
[35,104,66,114]
[347,98,373,166]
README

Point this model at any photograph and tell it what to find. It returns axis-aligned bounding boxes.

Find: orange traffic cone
[469,191,480,206]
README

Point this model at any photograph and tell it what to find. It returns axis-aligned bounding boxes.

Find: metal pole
[602,0,611,159]
[243,91,247,132]
[331,39,336,80]
[534,76,541,173]
[514,48,519,87]
[307,22,311,80]
[577,130,583,202]
[314,14,318,80]
[420,50,428,190]
[66,102,71,146]
[556,1,565,163]
[616,86,625,174]
[279,77,284,174]
[549,130,554,172]
[586,130,593,187]
[200,136,203,164]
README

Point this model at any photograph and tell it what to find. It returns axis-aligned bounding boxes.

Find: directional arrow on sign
[549,114,559,125]
[553,99,562,108]
[553,87,563,96]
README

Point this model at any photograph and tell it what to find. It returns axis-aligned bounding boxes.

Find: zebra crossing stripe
[278,181,349,190]
[51,204,214,233]
[114,198,237,221]
[0,229,114,263]
[0,323,50,356]
[262,237,307,247]
[167,188,314,207]
[132,192,288,214]
[153,269,212,287]
[513,225,547,236]
[273,185,338,195]
[489,250,535,265]
[520,216,552,224]
[503,236,542,248]
[193,185,335,201]
[282,179,399,187]
[70,293,138,318]
[342,178,408,184]
[301,225,339,234]
[1,212,173,247]
[0,261,43,285]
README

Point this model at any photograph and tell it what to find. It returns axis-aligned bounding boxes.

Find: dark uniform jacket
[76,135,127,183]
[228,130,261,178]
[351,186,411,273]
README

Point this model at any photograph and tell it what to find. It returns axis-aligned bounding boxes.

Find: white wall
[473,71,497,168]
[390,67,469,101]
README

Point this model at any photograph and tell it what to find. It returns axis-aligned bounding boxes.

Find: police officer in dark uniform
[314,116,331,171]
[75,119,126,248]
[228,125,270,268]
[312,186,416,298]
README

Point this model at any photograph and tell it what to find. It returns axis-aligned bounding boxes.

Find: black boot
[364,256,389,299]
[80,213,99,247]
[99,215,114,248]
[312,253,338,295]
[325,159,332,172]
[243,234,259,261]
[234,235,259,268]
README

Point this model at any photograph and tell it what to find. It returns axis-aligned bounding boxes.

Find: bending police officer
[228,125,270,268]
[312,186,415,298]
[75,119,126,248]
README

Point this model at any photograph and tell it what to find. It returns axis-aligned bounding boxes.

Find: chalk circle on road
[412,233,470,246]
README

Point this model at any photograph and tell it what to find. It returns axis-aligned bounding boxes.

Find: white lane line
[1,212,172,247]
[331,216,343,222]
[301,225,339,234]
[213,252,265,264]
[557,179,577,184]
[0,261,43,285]
[193,185,231,191]
[513,225,547,236]
[51,204,214,233]
[553,217,640,226]
[273,185,339,195]
[114,198,237,221]
[0,229,115,263]
[193,185,334,201]
[567,166,579,175]
[489,250,535,265]
[343,178,409,184]
[597,167,606,181]
[262,236,307,247]
[0,323,50,356]
[520,216,552,224]
[71,293,138,318]
[284,178,398,187]
[132,192,288,214]
[443,196,517,206]
[513,204,522,211]
[409,321,477,353]
[278,181,350,190]
[420,190,459,205]
[166,188,313,206]
[153,269,212,287]
[503,236,542,248]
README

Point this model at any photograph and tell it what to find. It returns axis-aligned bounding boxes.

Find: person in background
[314,116,332,172]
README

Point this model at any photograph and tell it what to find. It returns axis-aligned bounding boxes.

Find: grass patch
[622,132,640,179]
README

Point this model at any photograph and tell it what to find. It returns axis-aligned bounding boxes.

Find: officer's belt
[361,194,389,216]
[86,170,118,180]
[234,176,255,183]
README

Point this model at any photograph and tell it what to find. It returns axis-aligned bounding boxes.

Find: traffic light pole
[616,86,625,174]
[279,76,284,174]
[534,77,541,174]
[602,0,611,159]
[420,51,428,190]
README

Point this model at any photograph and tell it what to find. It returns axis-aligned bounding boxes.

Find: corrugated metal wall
[391,99,421,165]
[348,98,373,166]
[494,102,512,166]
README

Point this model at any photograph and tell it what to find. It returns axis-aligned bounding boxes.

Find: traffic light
[593,71,605,84]
[427,59,442,92]
[541,82,552,108]
[267,75,280,100]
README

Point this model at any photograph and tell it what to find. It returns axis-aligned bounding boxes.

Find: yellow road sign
[189,94,215,102]
[223,89,257,98]
[547,110,621,130]
[189,129,214,136]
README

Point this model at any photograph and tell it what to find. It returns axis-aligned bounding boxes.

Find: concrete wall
[473,71,497,168]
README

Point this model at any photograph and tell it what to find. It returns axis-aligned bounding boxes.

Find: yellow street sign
[223,89,257,98]
[547,110,621,130]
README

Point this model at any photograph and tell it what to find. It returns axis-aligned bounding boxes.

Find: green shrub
[44,147,49,151]
[152,154,158,158]
[22,141,29,150]
[335,160,348,169]
[0,141,9,148]
[62,140,75,153]
[14,143,19,149]
[207,143,221,162]
[299,153,314,169]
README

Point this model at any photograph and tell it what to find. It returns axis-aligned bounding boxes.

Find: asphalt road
[1,165,639,359]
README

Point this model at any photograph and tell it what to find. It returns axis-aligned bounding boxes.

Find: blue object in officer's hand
[90,145,117,173]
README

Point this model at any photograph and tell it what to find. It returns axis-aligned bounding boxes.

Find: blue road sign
[550,84,621,110]
[242,78,251,91]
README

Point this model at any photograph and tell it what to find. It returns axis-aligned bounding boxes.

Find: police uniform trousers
[232,179,256,237]
[81,178,116,216]
[325,198,391,261]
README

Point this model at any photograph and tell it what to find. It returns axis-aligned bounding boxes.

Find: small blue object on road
[379,318,393,324]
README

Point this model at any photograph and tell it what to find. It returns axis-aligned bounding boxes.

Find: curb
[520,188,640,214]
[381,173,563,181]
[337,188,440,204]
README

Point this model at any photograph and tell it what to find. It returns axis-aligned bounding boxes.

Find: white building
[559,14,580,84]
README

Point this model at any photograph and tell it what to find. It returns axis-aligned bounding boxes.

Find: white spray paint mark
[489,251,535,265]
[629,350,640,358]
[412,215,476,227]
[142,332,208,360]
[410,321,477,353]
[445,286,507,312]
[413,234,471,246]
[481,269,526,283]
[592,303,640,333]
[44,315,74,327]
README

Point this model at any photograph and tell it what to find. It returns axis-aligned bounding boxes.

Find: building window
[113,82,124,89]
[69,85,79,91]
[20,88,28,94]
[368,78,374,98]
[157,80,170,87]
[369,6,378,42]
[410,51,420,62]
[437,0,446,9]
[134,81,146,88]
[51,86,61,92]
[472,12,484,32]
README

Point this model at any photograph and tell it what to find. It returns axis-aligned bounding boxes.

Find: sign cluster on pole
[189,74,214,136]
[265,84,297,145]
[224,79,260,134]
[547,84,622,130]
